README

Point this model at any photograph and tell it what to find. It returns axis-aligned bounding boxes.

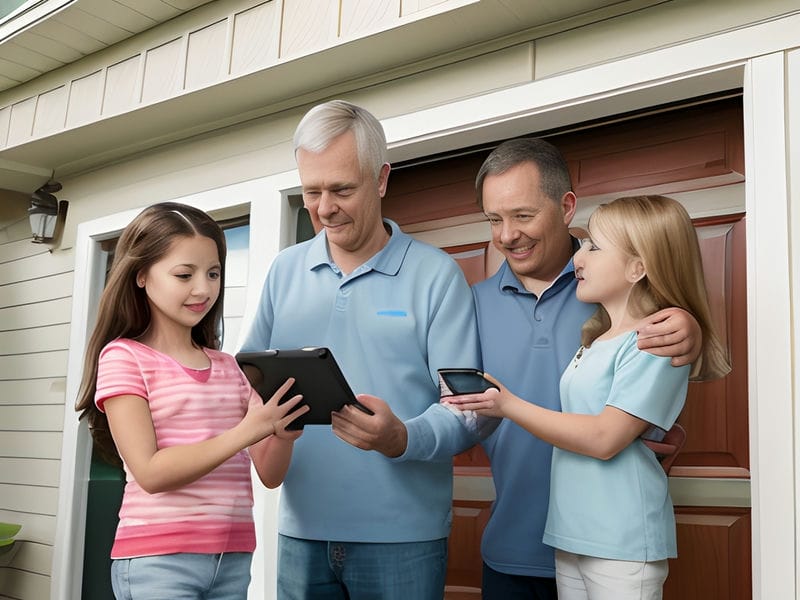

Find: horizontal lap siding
[0,235,74,595]
[0,570,50,600]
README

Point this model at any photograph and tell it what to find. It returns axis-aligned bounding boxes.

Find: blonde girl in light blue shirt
[449,195,730,600]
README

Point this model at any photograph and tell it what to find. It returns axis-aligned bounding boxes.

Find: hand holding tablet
[236,347,373,430]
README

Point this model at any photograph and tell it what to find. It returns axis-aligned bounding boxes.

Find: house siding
[0,208,72,598]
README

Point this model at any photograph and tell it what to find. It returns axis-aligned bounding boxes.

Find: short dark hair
[475,138,573,209]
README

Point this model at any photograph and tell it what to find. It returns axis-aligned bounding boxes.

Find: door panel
[665,508,751,600]
[673,216,749,476]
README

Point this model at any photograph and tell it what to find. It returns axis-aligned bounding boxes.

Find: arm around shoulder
[636,307,701,367]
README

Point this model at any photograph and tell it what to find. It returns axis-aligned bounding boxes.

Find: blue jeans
[111,552,252,599]
[277,534,447,600]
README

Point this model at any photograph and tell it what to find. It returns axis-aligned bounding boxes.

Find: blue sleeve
[607,341,690,430]
[399,259,492,461]
[401,402,480,461]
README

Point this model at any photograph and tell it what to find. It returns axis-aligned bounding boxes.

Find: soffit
[0,0,215,92]
[0,0,662,194]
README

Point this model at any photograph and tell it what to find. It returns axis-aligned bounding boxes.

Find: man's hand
[636,307,702,367]
[331,395,408,458]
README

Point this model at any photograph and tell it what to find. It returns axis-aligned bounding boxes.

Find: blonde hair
[581,195,730,381]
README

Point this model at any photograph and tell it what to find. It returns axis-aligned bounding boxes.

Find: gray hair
[475,138,573,209]
[293,100,388,180]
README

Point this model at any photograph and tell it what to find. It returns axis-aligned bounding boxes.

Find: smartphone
[438,368,499,396]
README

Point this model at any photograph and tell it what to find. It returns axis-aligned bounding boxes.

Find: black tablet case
[236,347,364,429]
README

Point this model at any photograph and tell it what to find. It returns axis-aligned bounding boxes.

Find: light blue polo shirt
[544,331,688,561]
[472,242,595,578]
[242,219,481,542]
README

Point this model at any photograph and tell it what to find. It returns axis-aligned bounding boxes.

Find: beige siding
[142,38,185,103]
[0,458,60,487]
[6,97,36,147]
[230,2,280,75]
[0,432,63,460]
[0,224,73,595]
[2,538,52,574]
[65,70,104,128]
[0,300,71,333]
[0,324,71,355]
[341,0,399,38]
[0,569,50,600]
[104,55,143,115]
[0,379,66,407]
[0,106,8,147]
[0,0,513,152]
[280,0,339,58]
[185,20,229,90]
[535,0,800,78]
[0,484,58,516]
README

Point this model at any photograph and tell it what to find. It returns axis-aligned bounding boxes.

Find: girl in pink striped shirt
[76,202,308,599]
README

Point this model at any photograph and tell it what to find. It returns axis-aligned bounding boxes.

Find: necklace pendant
[574,345,584,367]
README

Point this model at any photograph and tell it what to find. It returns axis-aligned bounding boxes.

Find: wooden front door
[383,95,750,600]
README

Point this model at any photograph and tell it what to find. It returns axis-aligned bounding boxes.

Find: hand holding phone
[437,368,499,396]
[437,368,502,439]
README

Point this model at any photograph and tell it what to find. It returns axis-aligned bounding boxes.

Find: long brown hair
[581,195,730,381]
[75,202,227,465]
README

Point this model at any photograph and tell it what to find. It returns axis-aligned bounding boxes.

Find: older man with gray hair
[242,99,484,599]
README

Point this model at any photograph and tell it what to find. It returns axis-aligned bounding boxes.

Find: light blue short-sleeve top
[473,247,595,578]
[543,331,689,561]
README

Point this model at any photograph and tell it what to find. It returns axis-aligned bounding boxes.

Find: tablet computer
[235,347,372,429]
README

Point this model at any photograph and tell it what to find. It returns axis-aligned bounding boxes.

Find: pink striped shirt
[95,338,256,559]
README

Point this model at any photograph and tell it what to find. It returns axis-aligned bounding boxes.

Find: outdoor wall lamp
[29,181,67,243]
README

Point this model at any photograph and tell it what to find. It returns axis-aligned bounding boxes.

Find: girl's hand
[247,381,306,489]
[444,373,520,418]
[242,378,309,444]
[446,388,503,417]
[273,421,305,441]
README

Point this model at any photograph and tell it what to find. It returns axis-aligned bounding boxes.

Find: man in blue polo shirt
[472,138,699,599]
[242,100,483,599]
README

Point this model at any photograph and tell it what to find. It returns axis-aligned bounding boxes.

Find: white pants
[555,549,669,600]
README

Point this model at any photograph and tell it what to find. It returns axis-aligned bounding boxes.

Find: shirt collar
[498,236,582,293]
[304,218,411,276]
